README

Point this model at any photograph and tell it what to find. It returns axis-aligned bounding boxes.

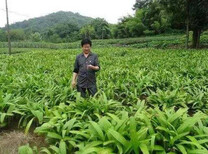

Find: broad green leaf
[176,144,187,154]
[18,144,33,154]
[89,121,105,141]
[139,143,149,154]
[59,140,67,154]
[108,129,128,146]
[25,118,34,135]
[47,132,62,140]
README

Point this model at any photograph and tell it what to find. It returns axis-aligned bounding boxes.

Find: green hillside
[5,11,94,32]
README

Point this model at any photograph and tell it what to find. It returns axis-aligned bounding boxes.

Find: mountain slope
[7,11,94,32]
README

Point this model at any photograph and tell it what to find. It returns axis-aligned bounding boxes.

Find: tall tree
[80,25,95,39]
[90,18,111,39]
[44,23,80,42]
[159,0,208,48]
[8,29,25,41]
[133,0,152,9]
[189,0,208,48]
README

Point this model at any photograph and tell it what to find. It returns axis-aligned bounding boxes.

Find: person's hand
[71,80,77,89]
[87,64,94,70]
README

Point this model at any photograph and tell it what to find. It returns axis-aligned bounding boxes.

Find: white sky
[0,0,135,27]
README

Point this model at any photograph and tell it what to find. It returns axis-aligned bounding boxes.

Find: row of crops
[0,35,186,50]
[0,32,208,50]
[0,47,208,153]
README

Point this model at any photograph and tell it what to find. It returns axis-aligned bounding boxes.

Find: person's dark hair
[81,38,92,47]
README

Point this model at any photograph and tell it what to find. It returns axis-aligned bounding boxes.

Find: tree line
[0,0,207,48]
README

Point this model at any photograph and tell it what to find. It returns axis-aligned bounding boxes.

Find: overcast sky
[0,0,135,27]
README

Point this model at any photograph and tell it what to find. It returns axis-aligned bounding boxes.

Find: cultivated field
[0,45,208,153]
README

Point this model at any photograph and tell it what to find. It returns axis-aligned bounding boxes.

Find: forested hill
[6,11,94,32]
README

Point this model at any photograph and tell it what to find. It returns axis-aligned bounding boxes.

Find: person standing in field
[71,38,100,97]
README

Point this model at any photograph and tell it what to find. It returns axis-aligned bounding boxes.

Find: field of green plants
[0,32,208,51]
[0,34,183,49]
[0,47,208,154]
[0,32,207,51]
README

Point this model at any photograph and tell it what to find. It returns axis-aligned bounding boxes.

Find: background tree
[126,10,147,37]
[8,29,25,41]
[30,32,42,42]
[44,23,80,43]
[0,29,6,42]
[80,25,95,39]
[112,12,146,39]
[142,1,170,34]
[159,0,208,48]
[189,0,208,48]
[133,0,152,9]
[90,18,111,39]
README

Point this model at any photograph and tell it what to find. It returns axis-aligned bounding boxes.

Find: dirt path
[0,120,47,154]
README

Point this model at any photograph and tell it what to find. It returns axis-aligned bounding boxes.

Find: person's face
[82,44,91,54]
